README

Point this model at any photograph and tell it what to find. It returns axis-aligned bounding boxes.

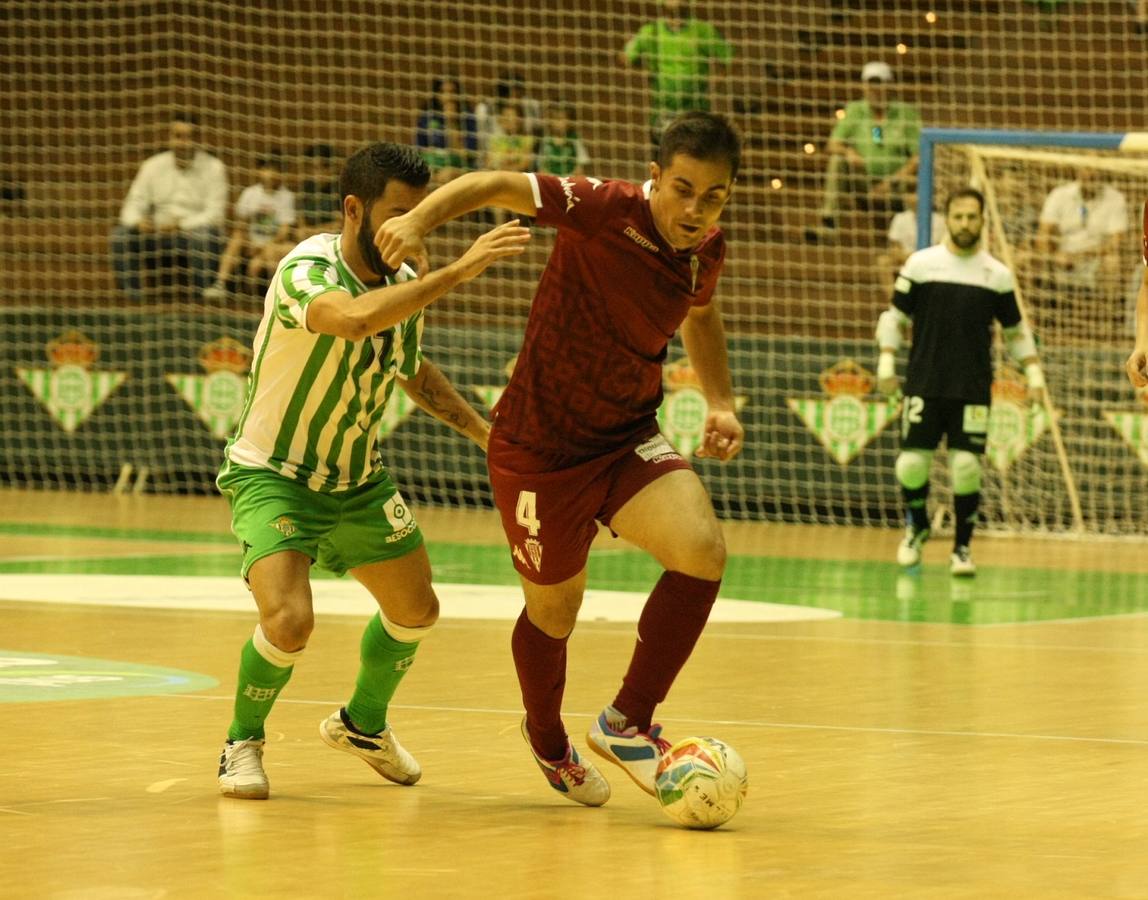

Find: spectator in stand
[620,0,733,152]
[536,102,591,178]
[415,75,479,187]
[475,71,543,155]
[204,150,295,300]
[1033,167,1129,290]
[876,185,945,284]
[485,102,536,173]
[806,61,921,244]
[110,112,228,299]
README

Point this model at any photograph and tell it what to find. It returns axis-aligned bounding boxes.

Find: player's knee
[949,450,982,495]
[675,524,726,581]
[895,449,932,490]
[261,607,314,652]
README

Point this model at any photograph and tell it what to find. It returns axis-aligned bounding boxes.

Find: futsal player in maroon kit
[1126,201,1148,389]
[377,112,744,806]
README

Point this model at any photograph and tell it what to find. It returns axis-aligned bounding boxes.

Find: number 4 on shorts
[516,490,541,536]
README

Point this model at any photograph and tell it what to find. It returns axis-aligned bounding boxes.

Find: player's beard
[357,203,397,282]
[951,226,981,250]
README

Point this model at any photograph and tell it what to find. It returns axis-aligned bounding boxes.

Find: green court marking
[0,521,234,544]
[0,649,218,702]
[1,522,1145,625]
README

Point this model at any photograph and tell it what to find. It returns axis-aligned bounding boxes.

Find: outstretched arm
[680,302,743,461]
[400,358,490,451]
[376,171,537,275]
[307,219,530,341]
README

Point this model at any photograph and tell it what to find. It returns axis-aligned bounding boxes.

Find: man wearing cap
[807,61,921,243]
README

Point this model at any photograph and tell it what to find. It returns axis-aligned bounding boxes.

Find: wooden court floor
[2,490,1148,899]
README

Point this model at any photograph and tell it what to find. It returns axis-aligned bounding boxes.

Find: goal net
[919,131,1148,535]
[2,2,1147,537]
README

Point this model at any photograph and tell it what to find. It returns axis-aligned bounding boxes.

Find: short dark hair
[339,142,430,205]
[945,186,985,215]
[304,143,335,160]
[171,111,198,128]
[657,111,741,181]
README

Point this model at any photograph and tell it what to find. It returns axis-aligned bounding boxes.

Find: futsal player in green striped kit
[215,143,529,799]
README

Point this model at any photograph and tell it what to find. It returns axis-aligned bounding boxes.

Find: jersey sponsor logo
[16,330,128,434]
[624,225,660,254]
[785,359,900,465]
[559,177,580,213]
[385,521,419,544]
[165,336,252,439]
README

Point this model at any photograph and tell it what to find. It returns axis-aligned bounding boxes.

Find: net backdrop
[3,1,1148,535]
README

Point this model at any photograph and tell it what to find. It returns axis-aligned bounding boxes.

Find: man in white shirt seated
[110,112,228,300]
[1034,167,1129,290]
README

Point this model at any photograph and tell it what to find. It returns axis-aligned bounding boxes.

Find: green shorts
[216,463,424,578]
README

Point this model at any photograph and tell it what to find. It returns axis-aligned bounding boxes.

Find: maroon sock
[612,571,719,732]
[511,608,569,761]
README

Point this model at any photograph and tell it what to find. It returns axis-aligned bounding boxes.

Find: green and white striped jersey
[223,232,423,491]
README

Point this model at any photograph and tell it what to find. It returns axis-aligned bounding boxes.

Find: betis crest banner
[16,330,127,433]
[985,370,1053,472]
[786,360,900,465]
[166,337,252,439]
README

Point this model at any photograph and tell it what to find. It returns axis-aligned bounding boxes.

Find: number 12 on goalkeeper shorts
[902,396,923,439]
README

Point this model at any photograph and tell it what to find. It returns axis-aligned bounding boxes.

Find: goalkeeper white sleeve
[875,307,909,351]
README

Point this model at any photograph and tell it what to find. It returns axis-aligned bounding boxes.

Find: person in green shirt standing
[620,0,733,152]
[807,61,922,244]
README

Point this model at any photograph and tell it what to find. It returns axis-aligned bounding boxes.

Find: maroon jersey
[493,173,726,460]
[1142,198,1148,265]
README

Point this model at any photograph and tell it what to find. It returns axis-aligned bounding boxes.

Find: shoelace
[228,741,263,774]
[612,720,672,755]
[556,758,588,786]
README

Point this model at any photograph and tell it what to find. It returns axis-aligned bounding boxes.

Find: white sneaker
[218,737,269,799]
[585,709,671,796]
[319,709,421,785]
[950,546,977,577]
[202,281,227,300]
[897,524,930,568]
[521,716,610,807]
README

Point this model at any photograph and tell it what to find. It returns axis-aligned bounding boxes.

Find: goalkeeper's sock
[954,492,981,548]
[902,485,930,532]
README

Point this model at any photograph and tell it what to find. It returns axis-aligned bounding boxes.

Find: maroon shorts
[487,428,693,585]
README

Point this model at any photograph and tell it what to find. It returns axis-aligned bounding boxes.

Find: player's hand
[375,212,432,278]
[1126,346,1148,389]
[695,408,743,461]
[877,376,901,398]
[454,219,531,282]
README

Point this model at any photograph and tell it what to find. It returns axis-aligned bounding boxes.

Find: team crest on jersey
[165,337,252,439]
[985,369,1054,471]
[16,330,128,433]
[786,359,900,465]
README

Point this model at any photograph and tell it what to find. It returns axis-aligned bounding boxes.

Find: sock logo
[394,656,415,672]
[243,684,279,702]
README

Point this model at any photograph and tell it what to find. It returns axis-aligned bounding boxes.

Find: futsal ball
[654,736,748,829]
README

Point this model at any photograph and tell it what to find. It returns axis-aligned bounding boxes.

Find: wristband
[877,351,895,381]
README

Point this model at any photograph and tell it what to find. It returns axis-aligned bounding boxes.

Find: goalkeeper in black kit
[875,187,1044,576]
[1124,201,1148,391]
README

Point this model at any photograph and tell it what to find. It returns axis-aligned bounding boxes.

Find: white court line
[173,694,1148,747]
[0,574,840,625]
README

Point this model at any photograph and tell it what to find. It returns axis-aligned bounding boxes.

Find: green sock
[345,613,422,736]
[227,631,298,741]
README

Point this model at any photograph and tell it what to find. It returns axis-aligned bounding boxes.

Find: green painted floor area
[1,521,1145,625]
